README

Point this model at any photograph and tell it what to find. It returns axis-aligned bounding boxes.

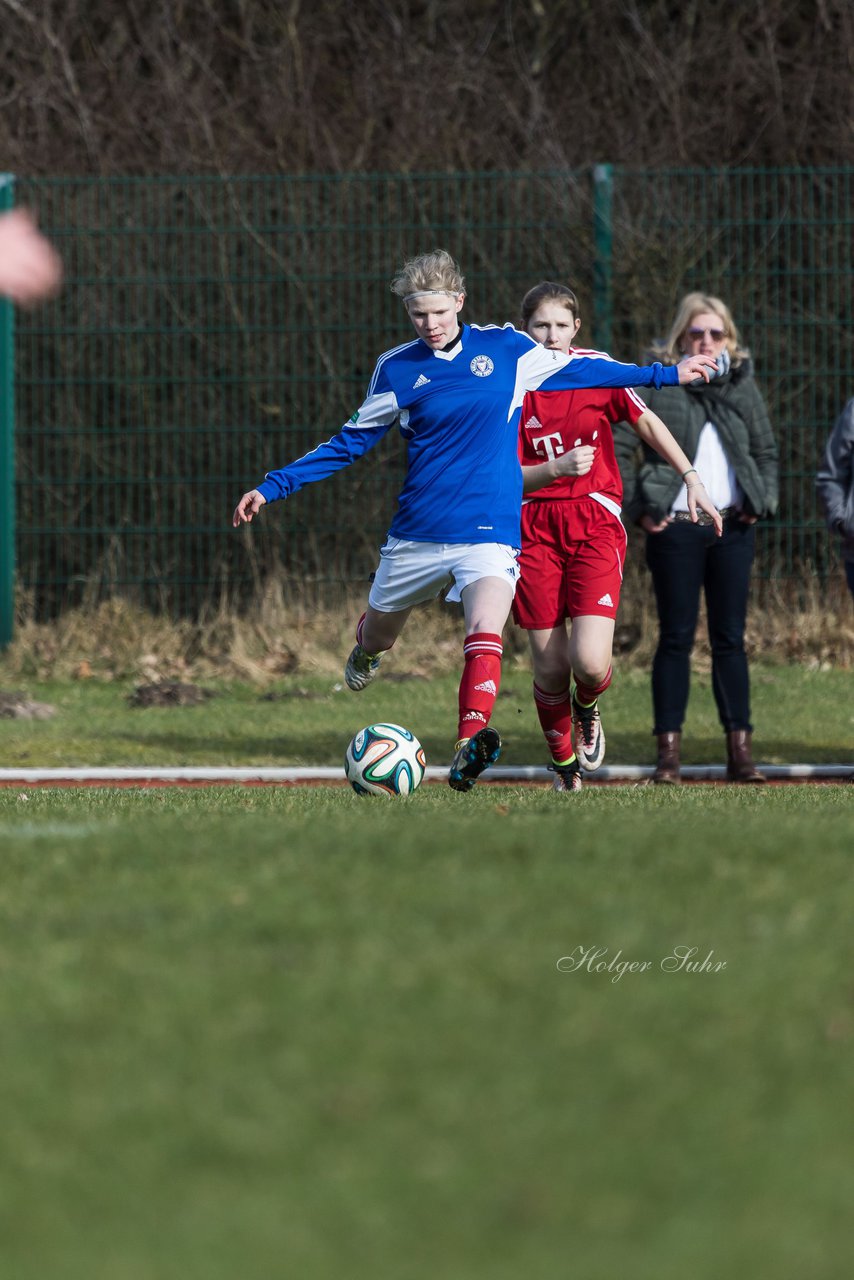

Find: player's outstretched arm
[232,489,267,527]
[524,343,719,393]
[0,209,62,306]
[675,354,718,384]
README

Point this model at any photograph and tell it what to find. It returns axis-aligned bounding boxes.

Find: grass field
[0,784,852,1279]
[0,662,852,1277]
[1,662,852,769]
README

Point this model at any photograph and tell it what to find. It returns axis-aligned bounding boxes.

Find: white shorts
[367,538,521,612]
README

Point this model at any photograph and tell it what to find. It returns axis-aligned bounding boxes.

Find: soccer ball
[344,723,426,797]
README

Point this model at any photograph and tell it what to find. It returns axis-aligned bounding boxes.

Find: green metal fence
[3,168,853,636]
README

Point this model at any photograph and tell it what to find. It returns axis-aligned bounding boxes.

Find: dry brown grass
[614,560,854,674]
[2,570,852,686]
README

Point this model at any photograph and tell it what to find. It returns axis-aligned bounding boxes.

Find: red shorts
[512,498,627,629]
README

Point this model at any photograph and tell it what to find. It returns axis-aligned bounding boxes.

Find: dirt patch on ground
[127,682,217,708]
[0,691,57,720]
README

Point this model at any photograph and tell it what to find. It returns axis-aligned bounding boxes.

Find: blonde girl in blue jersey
[233,251,719,792]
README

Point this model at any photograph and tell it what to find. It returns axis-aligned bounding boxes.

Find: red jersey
[518,348,646,506]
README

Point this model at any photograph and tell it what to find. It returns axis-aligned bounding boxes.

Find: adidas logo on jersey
[597,593,615,607]
[524,414,544,431]
[474,679,497,695]
[412,373,431,388]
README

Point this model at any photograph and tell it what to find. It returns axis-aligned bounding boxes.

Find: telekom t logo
[532,432,565,461]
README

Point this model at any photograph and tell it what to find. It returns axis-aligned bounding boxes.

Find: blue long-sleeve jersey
[257,323,679,546]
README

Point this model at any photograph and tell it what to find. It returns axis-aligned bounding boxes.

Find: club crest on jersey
[470,354,494,377]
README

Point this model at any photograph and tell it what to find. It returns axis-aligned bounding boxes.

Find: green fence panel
[604,166,854,581]
[9,169,853,622]
[0,175,15,645]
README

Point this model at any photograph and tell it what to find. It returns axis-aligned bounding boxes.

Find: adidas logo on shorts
[597,593,614,608]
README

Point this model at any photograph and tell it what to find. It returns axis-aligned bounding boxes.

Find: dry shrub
[616,554,854,674]
[2,1,852,174]
[3,583,464,684]
[3,567,852,686]
[750,578,854,669]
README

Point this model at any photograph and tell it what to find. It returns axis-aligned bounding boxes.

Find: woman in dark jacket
[816,397,854,602]
[615,292,779,784]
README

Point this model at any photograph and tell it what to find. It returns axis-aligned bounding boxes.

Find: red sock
[573,665,612,706]
[457,632,502,740]
[533,682,575,763]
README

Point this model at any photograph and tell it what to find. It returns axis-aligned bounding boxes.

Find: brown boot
[653,732,681,784]
[726,730,766,784]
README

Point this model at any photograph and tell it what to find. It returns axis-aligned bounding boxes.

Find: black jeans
[645,517,756,734]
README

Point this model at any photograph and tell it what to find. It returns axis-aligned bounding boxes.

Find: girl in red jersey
[513,282,721,791]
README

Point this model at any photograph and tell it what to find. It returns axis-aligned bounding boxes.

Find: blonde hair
[654,291,751,367]
[390,249,465,303]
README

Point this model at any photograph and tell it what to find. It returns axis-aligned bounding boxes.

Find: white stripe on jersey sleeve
[508,342,571,419]
[625,386,648,415]
[367,339,421,396]
[514,343,669,411]
[349,388,400,430]
[571,346,647,415]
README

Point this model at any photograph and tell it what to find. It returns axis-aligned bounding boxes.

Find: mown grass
[1,603,852,1276]
[0,662,852,768]
[0,784,852,1279]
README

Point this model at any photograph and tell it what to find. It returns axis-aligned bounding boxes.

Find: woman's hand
[640,514,672,534]
[676,354,718,384]
[553,445,596,478]
[232,489,267,526]
[686,480,723,536]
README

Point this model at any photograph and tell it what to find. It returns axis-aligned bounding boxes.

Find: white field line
[0,764,850,784]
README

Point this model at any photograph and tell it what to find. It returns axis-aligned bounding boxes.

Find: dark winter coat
[816,397,854,564]
[614,359,779,526]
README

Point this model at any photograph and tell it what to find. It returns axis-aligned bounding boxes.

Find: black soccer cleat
[549,759,583,792]
[448,726,502,792]
[571,692,605,771]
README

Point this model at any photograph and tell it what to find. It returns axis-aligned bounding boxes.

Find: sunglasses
[687,326,726,341]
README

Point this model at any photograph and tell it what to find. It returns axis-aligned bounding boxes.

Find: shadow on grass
[109,727,853,768]
[109,729,355,763]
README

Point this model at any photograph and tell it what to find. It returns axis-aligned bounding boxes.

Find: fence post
[0,174,15,649]
[592,164,613,352]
